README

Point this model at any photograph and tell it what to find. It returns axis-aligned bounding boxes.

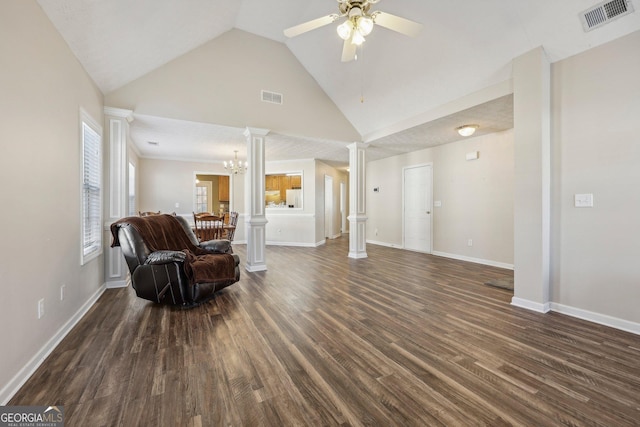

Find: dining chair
[193,213,225,242]
[226,211,239,242]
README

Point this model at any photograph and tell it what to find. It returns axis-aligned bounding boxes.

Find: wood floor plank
[9,237,640,426]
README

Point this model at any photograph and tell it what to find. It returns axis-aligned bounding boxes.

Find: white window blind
[81,112,103,264]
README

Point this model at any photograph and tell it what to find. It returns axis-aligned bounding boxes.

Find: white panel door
[403,164,432,253]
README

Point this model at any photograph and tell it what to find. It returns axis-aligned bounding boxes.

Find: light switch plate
[574,193,594,207]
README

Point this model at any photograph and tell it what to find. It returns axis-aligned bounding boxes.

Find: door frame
[402,162,433,253]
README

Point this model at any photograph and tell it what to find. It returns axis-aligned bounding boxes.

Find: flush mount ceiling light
[457,124,479,137]
[224,150,248,175]
[284,0,423,62]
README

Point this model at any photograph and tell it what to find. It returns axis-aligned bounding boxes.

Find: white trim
[0,284,106,405]
[511,297,551,313]
[550,302,640,336]
[108,245,122,279]
[106,280,127,289]
[265,212,315,217]
[266,241,321,247]
[80,108,103,266]
[103,106,133,118]
[366,239,404,249]
[432,251,514,270]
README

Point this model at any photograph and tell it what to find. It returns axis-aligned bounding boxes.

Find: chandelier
[224,150,248,174]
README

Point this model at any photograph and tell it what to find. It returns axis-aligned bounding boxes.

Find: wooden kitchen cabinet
[218,175,229,201]
[265,175,278,191]
[290,175,301,188]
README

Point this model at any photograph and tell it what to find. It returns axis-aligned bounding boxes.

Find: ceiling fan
[283,0,423,62]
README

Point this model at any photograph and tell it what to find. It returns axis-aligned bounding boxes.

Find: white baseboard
[432,251,514,270]
[266,241,320,247]
[366,240,403,249]
[550,302,640,336]
[106,279,127,289]
[511,297,551,313]
[0,284,106,405]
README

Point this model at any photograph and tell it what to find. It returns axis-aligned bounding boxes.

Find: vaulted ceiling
[37,0,640,166]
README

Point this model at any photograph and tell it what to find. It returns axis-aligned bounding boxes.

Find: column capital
[347,141,369,150]
[244,127,270,137]
[104,107,134,121]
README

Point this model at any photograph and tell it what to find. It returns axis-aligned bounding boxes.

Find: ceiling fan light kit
[284,0,422,61]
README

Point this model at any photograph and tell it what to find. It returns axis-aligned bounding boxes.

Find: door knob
[426,211,431,214]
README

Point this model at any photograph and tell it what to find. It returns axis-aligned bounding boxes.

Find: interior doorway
[340,181,347,233]
[403,164,433,253]
[194,173,231,216]
[325,175,333,239]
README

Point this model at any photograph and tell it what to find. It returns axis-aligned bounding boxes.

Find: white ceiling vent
[580,0,635,31]
[261,90,283,105]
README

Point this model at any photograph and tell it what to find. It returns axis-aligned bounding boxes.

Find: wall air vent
[261,90,283,105]
[580,0,634,32]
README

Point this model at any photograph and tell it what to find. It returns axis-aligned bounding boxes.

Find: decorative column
[103,107,133,288]
[244,127,269,272]
[347,142,368,259]
[511,47,551,313]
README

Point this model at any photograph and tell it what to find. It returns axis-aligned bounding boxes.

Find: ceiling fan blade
[341,36,357,62]
[373,12,423,37]
[284,14,338,38]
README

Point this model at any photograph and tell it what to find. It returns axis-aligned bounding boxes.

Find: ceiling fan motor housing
[339,0,374,16]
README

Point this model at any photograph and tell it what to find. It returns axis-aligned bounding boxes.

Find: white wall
[138,157,246,241]
[265,159,317,246]
[367,130,515,267]
[137,157,347,246]
[550,30,640,325]
[0,1,104,403]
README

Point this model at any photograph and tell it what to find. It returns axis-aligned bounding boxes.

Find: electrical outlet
[468,239,473,247]
[60,284,66,301]
[38,298,45,319]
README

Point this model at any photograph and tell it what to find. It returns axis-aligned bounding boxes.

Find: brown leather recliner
[111,214,240,307]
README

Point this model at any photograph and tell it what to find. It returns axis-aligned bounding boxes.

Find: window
[195,184,209,213]
[128,162,136,216]
[81,109,103,264]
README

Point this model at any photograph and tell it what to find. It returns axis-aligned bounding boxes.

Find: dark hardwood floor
[10,237,640,426]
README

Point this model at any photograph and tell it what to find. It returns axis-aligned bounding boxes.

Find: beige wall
[314,161,349,243]
[138,158,243,237]
[367,130,514,267]
[0,1,104,402]
[550,30,640,324]
[105,29,360,142]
